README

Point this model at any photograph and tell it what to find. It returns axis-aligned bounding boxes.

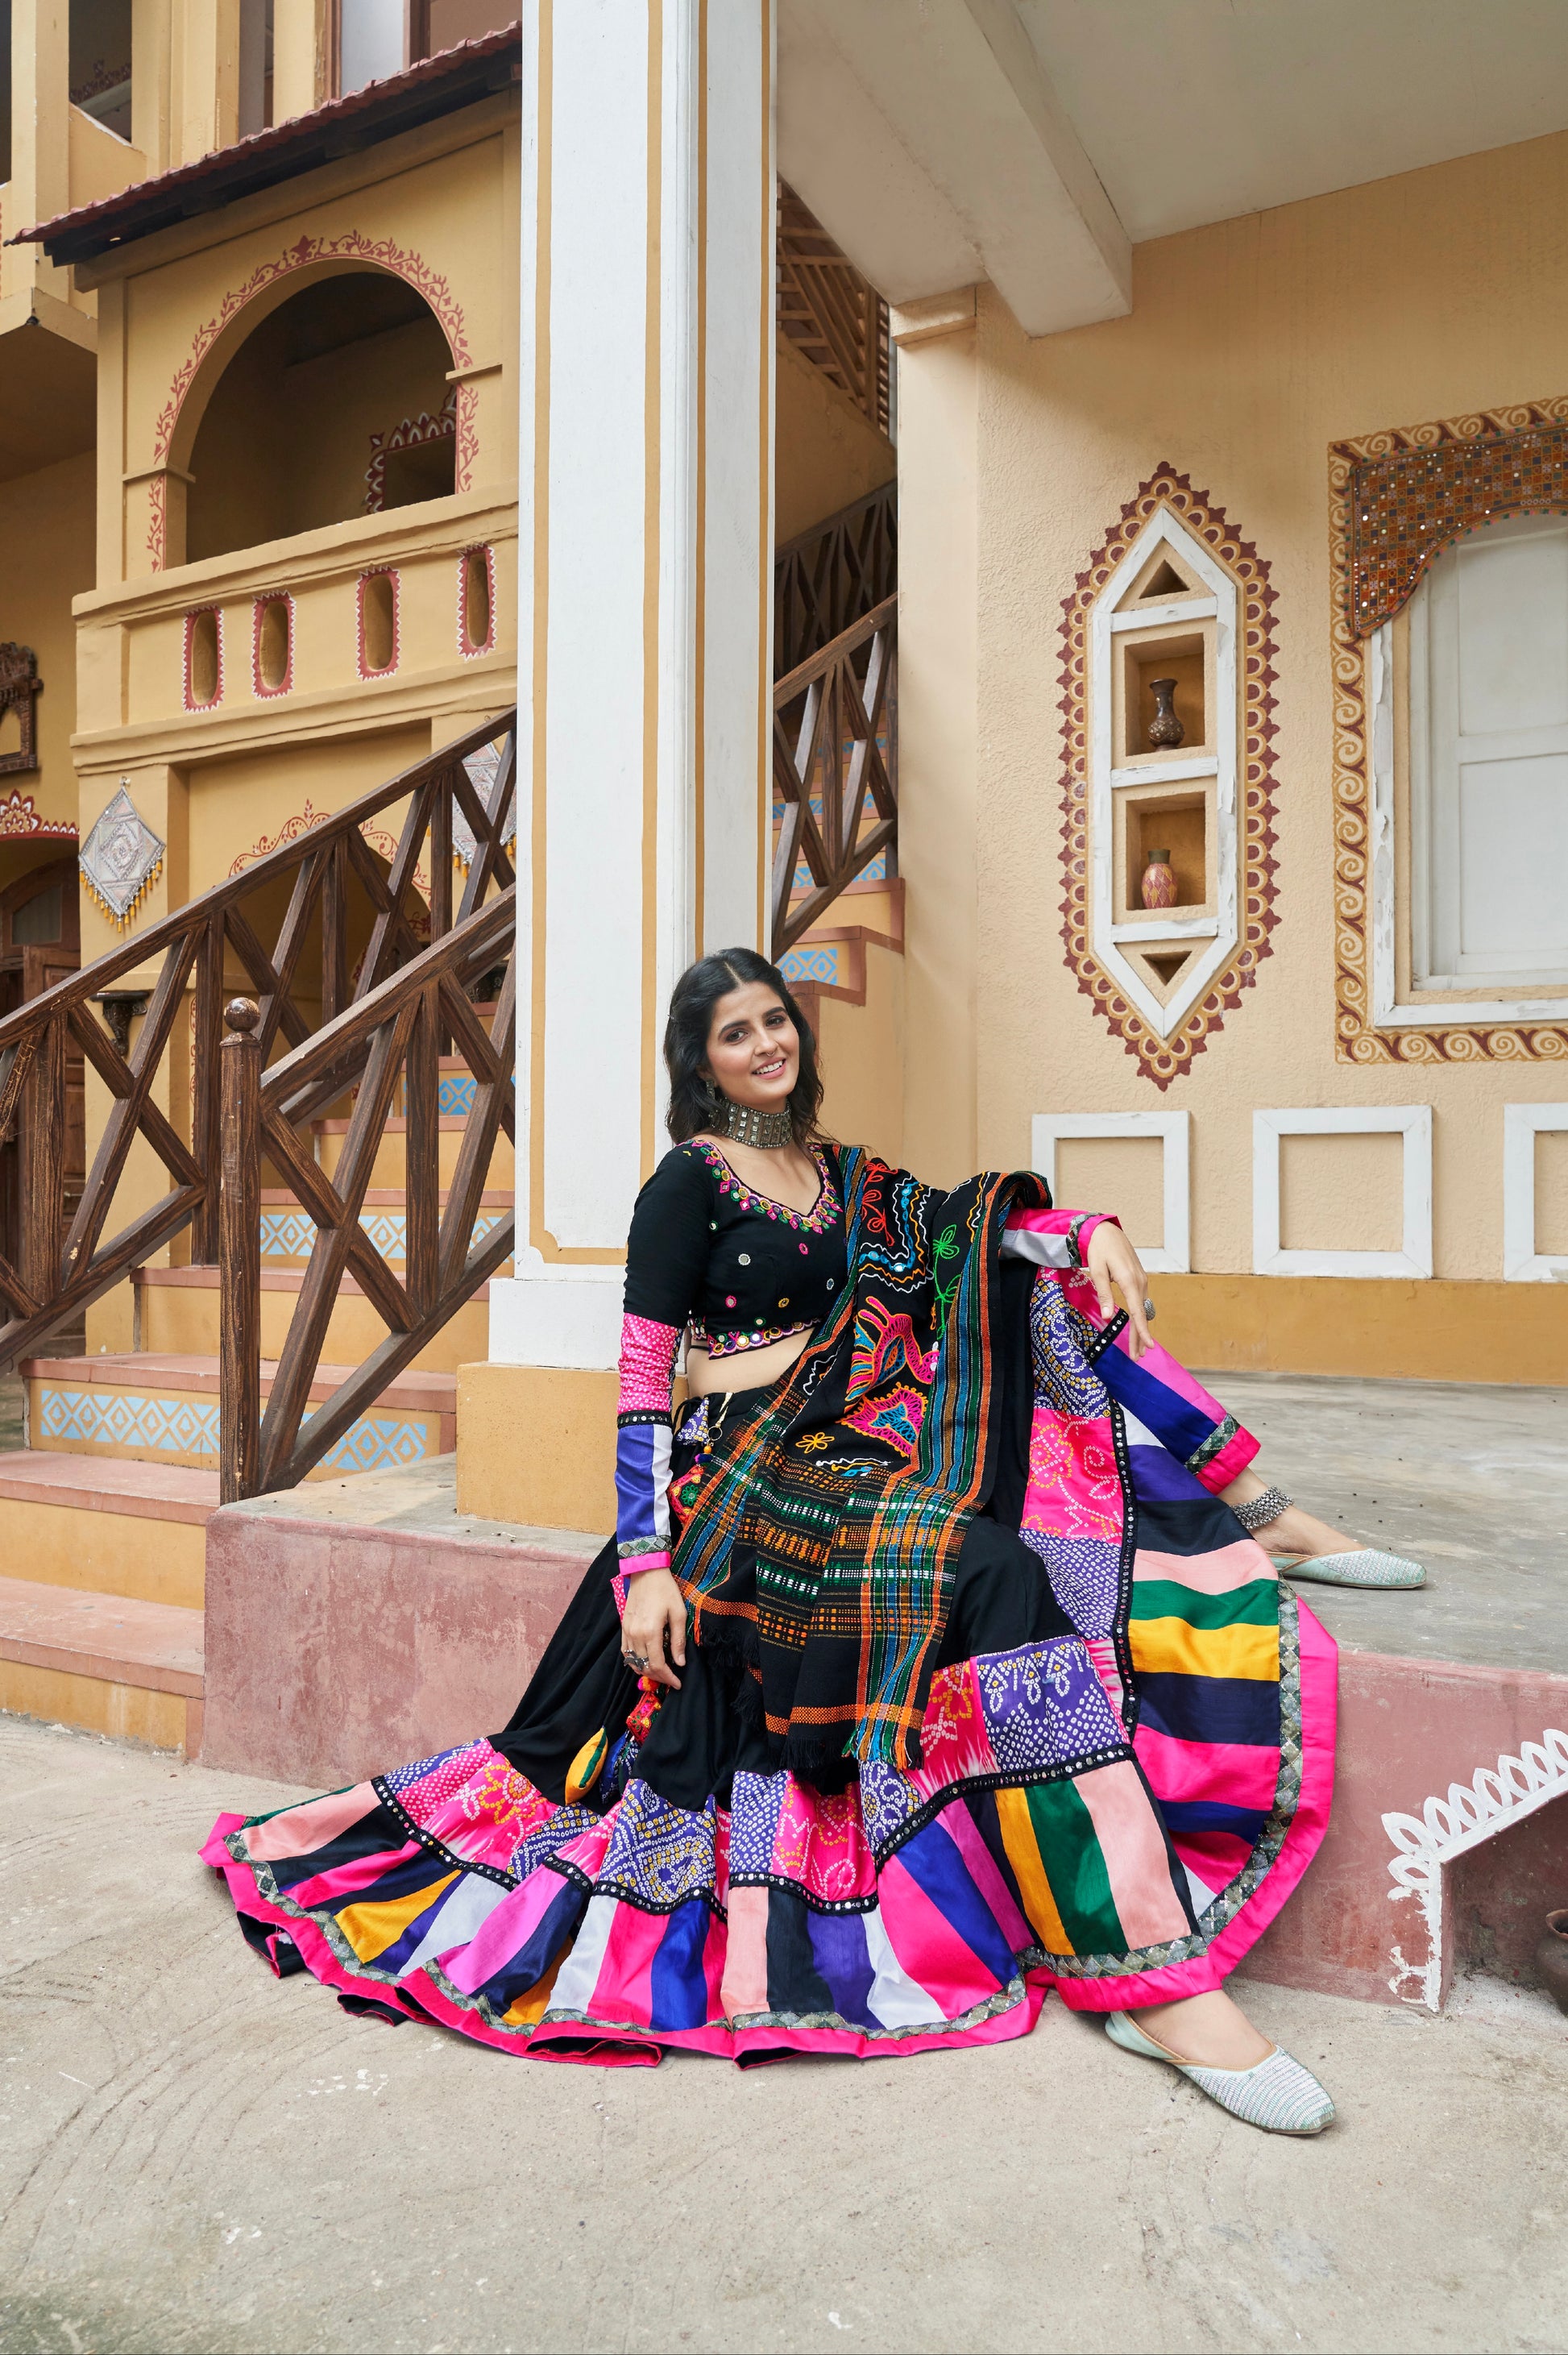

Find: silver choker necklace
[722,1100,794,1150]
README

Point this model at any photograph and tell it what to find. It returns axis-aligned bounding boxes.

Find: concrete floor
[1213,1373,1568,1675]
[2,1714,1566,2355]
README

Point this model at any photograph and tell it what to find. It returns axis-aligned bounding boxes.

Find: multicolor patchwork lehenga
[203,1146,1335,2066]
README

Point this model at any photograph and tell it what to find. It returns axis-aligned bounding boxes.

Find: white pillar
[488,0,775,1373]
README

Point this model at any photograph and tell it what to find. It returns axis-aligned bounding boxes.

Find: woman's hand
[1085,1221,1154,1359]
[620,1566,687,1690]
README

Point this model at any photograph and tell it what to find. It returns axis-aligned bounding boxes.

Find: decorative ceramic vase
[1147,677,1184,749]
[1537,1908,1568,2016]
[1141,849,1178,911]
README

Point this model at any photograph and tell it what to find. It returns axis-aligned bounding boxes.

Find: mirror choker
[722,1100,794,1150]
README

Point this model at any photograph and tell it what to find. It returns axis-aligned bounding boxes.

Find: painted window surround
[458,542,496,657]
[356,566,401,679]
[1502,1103,1568,1281]
[251,592,294,699]
[1089,507,1238,1042]
[182,604,223,710]
[1253,1104,1433,1279]
[1031,1110,1190,1274]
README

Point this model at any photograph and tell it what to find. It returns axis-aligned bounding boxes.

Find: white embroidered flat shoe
[1270,1547,1425,1589]
[1105,2011,1335,2134]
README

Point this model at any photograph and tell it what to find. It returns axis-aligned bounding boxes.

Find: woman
[205,950,1421,2124]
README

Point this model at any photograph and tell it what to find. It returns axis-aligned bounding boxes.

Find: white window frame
[1089,508,1237,1040]
[1252,1106,1432,1278]
[1370,517,1568,1028]
[1031,1110,1190,1273]
[1502,1103,1568,1281]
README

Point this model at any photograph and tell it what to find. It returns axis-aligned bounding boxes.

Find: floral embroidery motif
[682,1140,840,1234]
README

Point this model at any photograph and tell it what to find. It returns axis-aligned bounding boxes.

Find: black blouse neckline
[679,1138,838,1234]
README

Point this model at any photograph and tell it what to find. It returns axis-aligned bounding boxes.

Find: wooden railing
[777,181,890,436]
[774,479,897,679]
[219,886,515,1501]
[771,593,897,959]
[0,711,516,1378]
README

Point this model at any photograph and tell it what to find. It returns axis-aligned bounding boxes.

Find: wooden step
[0,1569,203,1755]
[23,1353,458,1475]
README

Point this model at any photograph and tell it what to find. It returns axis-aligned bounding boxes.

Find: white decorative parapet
[1383,1726,1568,2010]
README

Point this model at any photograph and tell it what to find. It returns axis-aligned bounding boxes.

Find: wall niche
[1086,509,1239,1033]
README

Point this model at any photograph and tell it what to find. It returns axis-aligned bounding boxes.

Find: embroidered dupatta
[670,1149,1049,1774]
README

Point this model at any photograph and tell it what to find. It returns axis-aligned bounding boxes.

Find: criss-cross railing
[219,886,515,1500]
[774,480,896,678]
[0,711,516,1383]
[771,594,897,958]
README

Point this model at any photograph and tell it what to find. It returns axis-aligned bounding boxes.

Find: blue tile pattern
[780,944,841,985]
[259,1206,508,1263]
[37,1384,440,1474]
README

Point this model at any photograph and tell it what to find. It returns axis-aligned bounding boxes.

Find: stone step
[22,1354,458,1476]
[0,1449,217,1610]
[132,1265,495,1372]
[0,1569,204,1755]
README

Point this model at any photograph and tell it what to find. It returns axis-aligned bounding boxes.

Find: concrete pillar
[890,290,980,1191]
[459,0,776,1528]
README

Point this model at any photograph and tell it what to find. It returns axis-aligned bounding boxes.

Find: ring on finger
[624,1650,648,1671]
[1143,1298,1156,1320]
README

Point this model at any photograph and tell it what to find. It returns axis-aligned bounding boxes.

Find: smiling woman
[203,947,1411,2128]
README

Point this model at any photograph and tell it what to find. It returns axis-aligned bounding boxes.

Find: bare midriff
[683,1328,814,1398]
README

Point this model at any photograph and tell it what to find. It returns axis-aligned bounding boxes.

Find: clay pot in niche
[1537,1908,1568,2016]
[1141,849,1178,911]
[1147,677,1184,749]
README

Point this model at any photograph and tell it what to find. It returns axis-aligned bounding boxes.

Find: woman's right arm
[614,1151,711,1686]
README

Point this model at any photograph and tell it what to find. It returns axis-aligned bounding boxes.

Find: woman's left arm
[1082,1220,1152,1358]
[999,1206,1153,1357]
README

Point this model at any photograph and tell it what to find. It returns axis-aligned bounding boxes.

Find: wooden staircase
[0,489,902,1762]
[0,718,518,1753]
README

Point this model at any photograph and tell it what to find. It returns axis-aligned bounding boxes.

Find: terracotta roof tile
[12,22,521,265]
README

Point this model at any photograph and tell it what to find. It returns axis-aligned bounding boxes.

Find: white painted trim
[1503,1103,1568,1281]
[1383,1726,1568,2010]
[1109,598,1216,633]
[1370,608,1568,1028]
[1089,507,1237,1040]
[488,1257,624,1371]
[1252,1106,1433,1278]
[1110,916,1218,945]
[1031,1111,1190,1273]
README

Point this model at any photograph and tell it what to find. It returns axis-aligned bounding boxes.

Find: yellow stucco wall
[898,127,1568,1299]
[774,334,894,545]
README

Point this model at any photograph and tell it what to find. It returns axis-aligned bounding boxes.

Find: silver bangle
[1233,1485,1292,1533]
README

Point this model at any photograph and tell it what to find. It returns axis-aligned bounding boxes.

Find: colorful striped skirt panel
[201,1277,1335,2063]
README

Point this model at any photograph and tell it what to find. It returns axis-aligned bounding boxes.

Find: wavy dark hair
[664,946,827,1146]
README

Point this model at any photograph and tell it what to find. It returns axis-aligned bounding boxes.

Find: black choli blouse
[612,1140,847,1576]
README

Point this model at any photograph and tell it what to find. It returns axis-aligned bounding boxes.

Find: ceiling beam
[778,0,1131,338]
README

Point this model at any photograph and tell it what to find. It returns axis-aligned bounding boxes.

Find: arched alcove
[185,272,457,563]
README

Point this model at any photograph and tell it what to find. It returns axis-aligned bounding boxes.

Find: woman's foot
[1248,1498,1356,1561]
[1219,1469,1355,1560]
[1105,2004,1336,2134]
[1126,1987,1273,2070]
